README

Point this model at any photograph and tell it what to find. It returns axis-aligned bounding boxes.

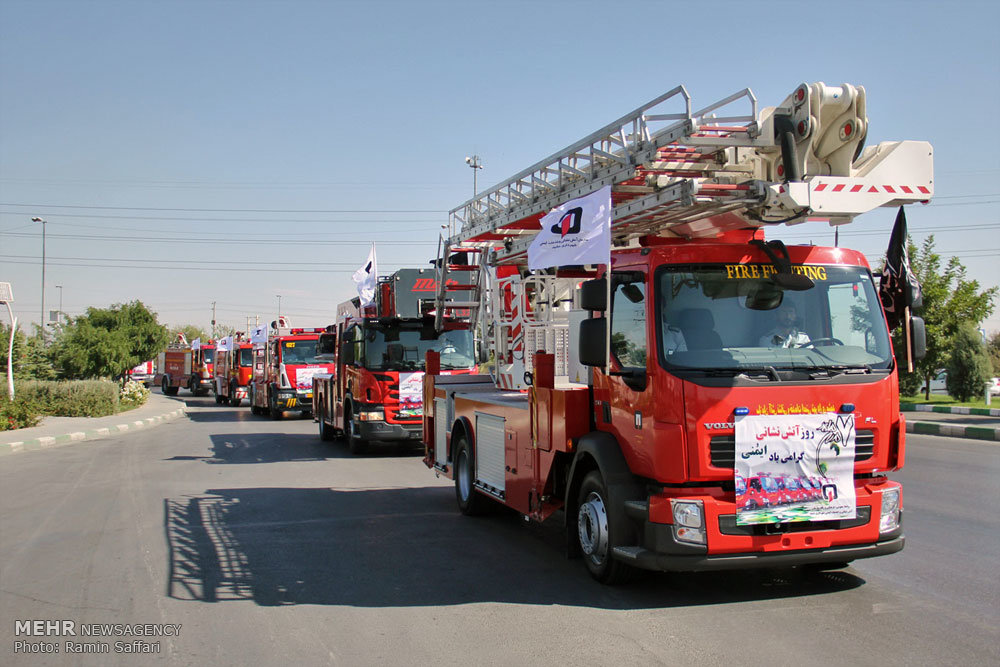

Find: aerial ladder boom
[432,81,933,388]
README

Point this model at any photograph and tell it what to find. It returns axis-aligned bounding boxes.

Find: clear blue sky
[2,0,998,335]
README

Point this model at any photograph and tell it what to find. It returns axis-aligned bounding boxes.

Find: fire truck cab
[313,268,477,453]
[249,323,332,419]
[214,335,254,406]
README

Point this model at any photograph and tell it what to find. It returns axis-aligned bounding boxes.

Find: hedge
[0,380,151,431]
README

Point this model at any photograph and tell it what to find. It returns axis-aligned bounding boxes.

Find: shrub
[0,394,41,431]
[16,380,120,417]
[119,380,150,411]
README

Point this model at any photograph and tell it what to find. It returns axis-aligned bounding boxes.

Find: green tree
[987,331,1000,375]
[888,236,997,399]
[0,324,57,381]
[51,301,171,380]
[945,324,992,402]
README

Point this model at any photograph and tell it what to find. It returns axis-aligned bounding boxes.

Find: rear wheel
[318,407,335,442]
[161,377,178,396]
[453,436,487,516]
[577,471,636,585]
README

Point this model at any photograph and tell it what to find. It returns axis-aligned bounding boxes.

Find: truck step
[623,500,649,522]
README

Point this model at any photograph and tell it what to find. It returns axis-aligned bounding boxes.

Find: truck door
[606,273,654,464]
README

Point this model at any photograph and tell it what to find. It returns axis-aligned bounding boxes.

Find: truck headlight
[358,410,385,422]
[670,499,706,545]
[879,487,900,534]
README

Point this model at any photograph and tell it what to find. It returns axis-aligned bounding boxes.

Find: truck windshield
[201,349,215,364]
[239,348,253,366]
[281,339,321,365]
[363,325,474,371]
[656,264,892,372]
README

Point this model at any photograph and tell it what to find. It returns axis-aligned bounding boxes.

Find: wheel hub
[577,492,609,563]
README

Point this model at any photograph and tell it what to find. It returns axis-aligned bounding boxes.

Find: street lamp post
[31,217,46,339]
[277,295,282,322]
[462,156,483,236]
[55,285,63,325]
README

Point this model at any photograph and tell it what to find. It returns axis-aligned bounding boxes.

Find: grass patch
[901,394,997,409]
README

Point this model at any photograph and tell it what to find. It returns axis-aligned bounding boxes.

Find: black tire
[453,435,487,516]
[215,393,224,405]
[268,391,283,420]
[319,409,335,442]
[576,470,637,585]
[345,405,365,454]
[162,377,178,396]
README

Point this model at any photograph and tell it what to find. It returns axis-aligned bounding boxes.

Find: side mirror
[580,279,607,312]
[579,318,607,367]
[910,316,926,360]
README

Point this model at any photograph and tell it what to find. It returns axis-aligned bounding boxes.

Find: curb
[900,402,1000,417]
[0,407,187,456]
[905,419,1000,442]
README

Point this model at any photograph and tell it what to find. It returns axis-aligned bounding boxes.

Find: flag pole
[903,305,913,373]
[605,259,612,376]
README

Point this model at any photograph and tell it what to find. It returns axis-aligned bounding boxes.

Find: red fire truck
[155,338,215,396]
[312,268,477,453]
[248,323,333,419]
[421,81,930,582]
[213,335,253,406]
[127,359,156,387]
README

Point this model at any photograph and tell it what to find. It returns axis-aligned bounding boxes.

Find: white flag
[528,186,612,270]
[191,337,201,350]
[250,326,268,344]
[352,244,378,306]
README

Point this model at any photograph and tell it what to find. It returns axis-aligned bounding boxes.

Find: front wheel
[345,407,365,454]
[453,436,487,516]
[577,471,636,585]
[269,391,283,420]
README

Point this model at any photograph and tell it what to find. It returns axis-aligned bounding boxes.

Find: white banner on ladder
[528,186,611,270]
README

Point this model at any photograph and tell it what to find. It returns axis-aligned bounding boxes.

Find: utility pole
[211,301,217,339]
[31,217,46,340]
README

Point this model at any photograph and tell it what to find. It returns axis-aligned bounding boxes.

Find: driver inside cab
[759,304,811,348]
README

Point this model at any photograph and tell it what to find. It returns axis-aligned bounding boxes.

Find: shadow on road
[164,486,865,610]
[164,433,421,464]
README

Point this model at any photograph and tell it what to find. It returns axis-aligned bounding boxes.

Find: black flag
[879,207,922,330]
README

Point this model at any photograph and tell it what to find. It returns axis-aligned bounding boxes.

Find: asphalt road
[1,395,997,666]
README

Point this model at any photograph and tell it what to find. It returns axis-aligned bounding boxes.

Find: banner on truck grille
[398,371,424,418]
[294,366,324,391]
[734,413,856,525]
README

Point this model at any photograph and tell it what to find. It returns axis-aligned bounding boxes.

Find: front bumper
[615,530,903,572]
[276,391,313,412]
[357,420,422,442]
[616,483,904,572]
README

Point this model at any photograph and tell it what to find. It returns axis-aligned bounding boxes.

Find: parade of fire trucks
[124,80,937,583]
